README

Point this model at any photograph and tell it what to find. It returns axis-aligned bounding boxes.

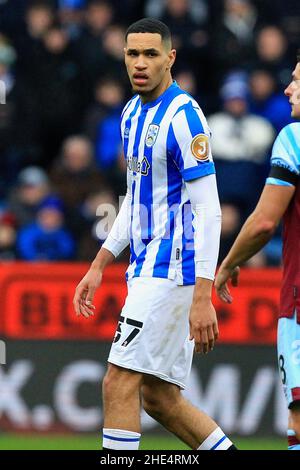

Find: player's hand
[73,267,103,319]
[215,265,240,304]
[189,299,219,354]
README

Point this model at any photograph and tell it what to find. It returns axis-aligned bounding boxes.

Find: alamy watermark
[0,340,6,364]
[95,197,214,252]
[0,80,6,104]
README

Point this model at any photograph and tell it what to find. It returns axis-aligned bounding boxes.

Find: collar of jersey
[140,80,179,110]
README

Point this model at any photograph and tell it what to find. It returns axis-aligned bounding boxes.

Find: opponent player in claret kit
[215,54,300,450]
[74,18,237,451]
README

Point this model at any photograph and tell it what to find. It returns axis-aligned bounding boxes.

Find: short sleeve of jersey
[167,100,216,181]
[266,123,300,187]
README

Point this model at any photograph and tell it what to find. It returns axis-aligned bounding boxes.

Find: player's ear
[167,49,176,70]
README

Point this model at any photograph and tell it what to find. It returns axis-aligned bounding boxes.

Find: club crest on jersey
[191,133,209,161]
[124,127,130,138]
[145,124,160,147]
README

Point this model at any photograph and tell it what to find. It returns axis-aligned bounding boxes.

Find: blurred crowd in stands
[0,0,299,265]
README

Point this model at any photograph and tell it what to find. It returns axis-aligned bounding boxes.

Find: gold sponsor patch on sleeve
[190,134,209,161]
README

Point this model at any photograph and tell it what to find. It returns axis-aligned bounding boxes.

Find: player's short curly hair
[125,18,171,47]
[298,50,300,63]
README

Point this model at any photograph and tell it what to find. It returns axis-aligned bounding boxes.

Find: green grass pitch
[0,434,286,450]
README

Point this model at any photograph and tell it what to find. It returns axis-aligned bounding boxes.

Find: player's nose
[134,57,147,69]
[284,83,292,97]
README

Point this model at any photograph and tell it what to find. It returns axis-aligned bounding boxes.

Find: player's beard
[131,86,148,96]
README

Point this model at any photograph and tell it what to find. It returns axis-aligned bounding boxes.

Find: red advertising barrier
[0,263,281,344]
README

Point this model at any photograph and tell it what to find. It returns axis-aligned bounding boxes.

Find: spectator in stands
[93,83,123,163]
[218,202,242,264]
[0,0,27,38]
[254,25,293,89]
[50,135,107,237]
[83,77,125,194]
[102,24,128,87]
[17,195,75,261]
[145,0,208,27]
[249,69,293,133]
[77,189,117,261]
[159,0,209,80]
[210,0,258,82]
[276,0,300,48]
[0,0,295,262]
[174,68,198,96]
[50,135,106,209]
[57,0,85,39]
[8,166,52,227]
[174,68,215,113]
[75,0,114,91]
[14,0,55,79]
[0,36,21,195]
[0,211,17,260]
[83,76,124,144]
[32,24,86,164]
[208,71,275,214]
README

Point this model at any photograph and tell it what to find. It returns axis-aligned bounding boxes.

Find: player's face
[125,33,176,102]
[284,62,300,119]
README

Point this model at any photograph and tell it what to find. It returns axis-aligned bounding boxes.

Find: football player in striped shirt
[74,18,236,451]
[216,54,300,450]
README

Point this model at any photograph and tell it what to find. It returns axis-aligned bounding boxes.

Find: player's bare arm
[215,184,295,303]
[73,247,115,319]
[189,278,219,354]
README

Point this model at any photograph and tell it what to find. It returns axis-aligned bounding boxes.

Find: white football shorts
[277,310,300,408]
[108,277,195,389]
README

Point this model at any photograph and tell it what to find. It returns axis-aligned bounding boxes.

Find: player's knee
[290,403,300,441]
[142,385,177,419]
[102,368,117,399]
[142,394,165,419]
[292,418,300,441]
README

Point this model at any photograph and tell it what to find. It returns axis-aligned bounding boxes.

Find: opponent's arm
[73,191,131,318]
[215,184,295,303]
[186,174,222,354]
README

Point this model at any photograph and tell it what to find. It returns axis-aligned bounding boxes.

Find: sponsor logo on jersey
[191,133,209,161]
[145,124,160,147]
[127,155,150,176]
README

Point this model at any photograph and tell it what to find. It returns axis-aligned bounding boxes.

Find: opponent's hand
[73,267,103,319]
[215,265,240,304]
[189,299,219,354]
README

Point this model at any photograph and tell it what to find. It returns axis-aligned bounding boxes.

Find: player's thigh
[277,312,300,408]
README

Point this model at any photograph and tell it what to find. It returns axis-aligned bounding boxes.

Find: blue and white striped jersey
[266,123,300,187]
[121,81,216,285]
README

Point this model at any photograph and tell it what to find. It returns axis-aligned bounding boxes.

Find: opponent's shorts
[108,277,194,389]
[277,311,300,408]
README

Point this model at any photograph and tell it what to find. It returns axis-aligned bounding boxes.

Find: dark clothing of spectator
[74,27,106,93]
[249,93,294,133]
[29,42,87,166]
[17,222,75,261]
[50,162,105,209]
[94,105,123,170]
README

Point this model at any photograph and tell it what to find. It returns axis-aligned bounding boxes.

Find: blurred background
[0,0,299,450]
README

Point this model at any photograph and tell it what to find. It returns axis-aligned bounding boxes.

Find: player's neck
[140,74,173,105]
